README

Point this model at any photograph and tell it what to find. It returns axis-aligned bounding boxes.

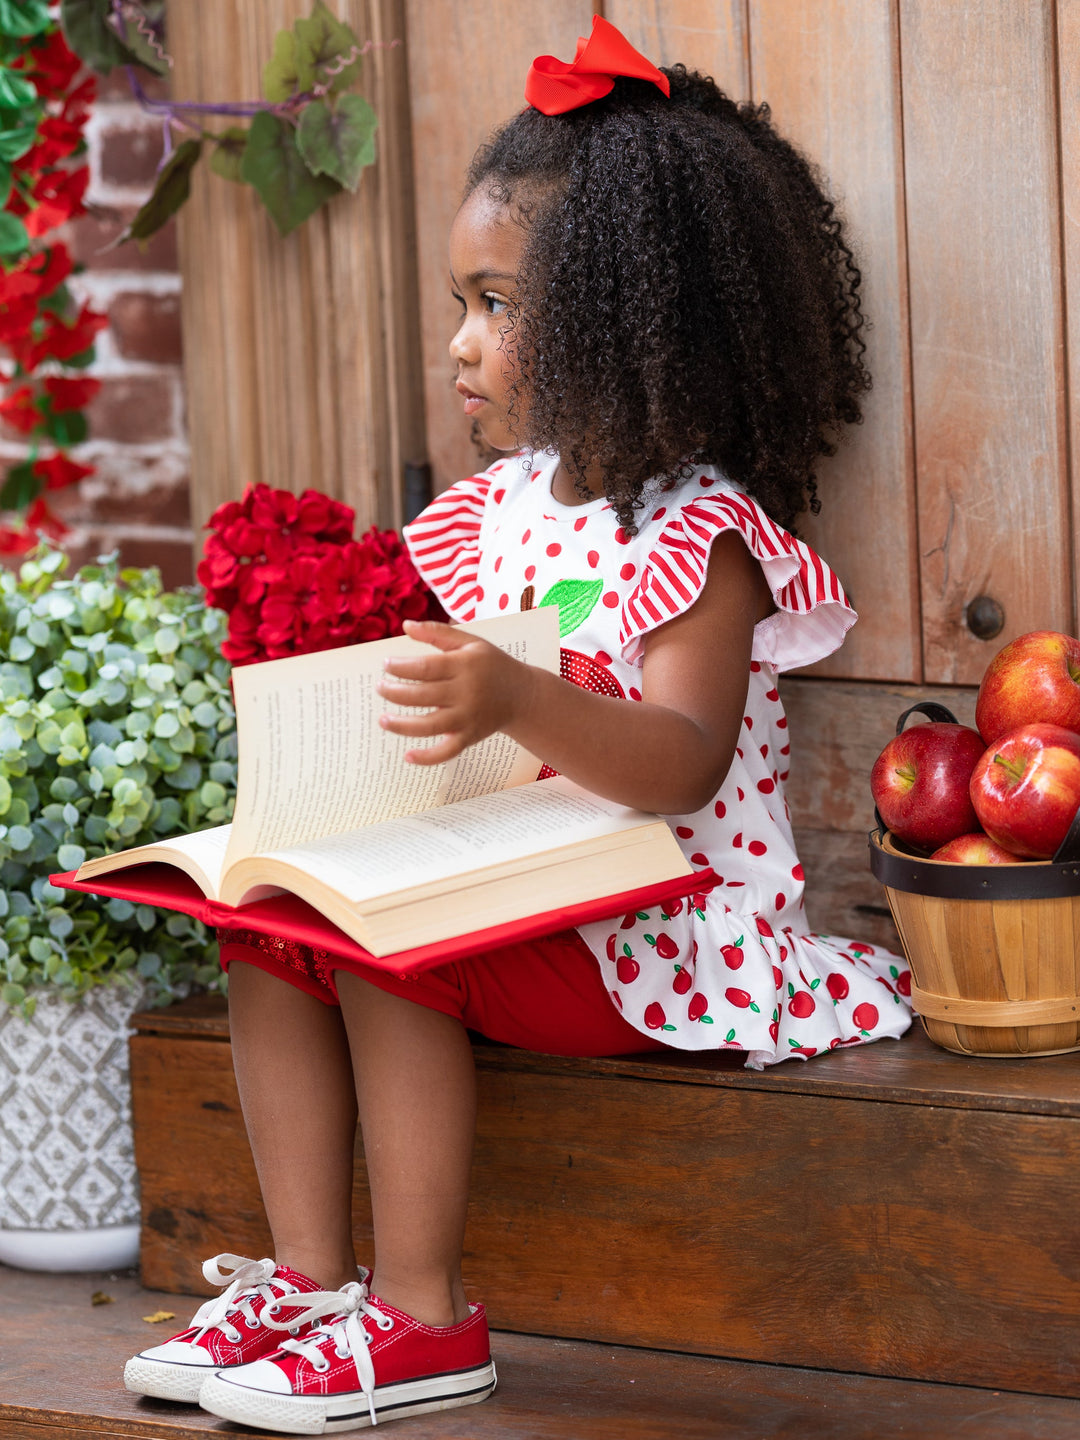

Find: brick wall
[4,68,195,589]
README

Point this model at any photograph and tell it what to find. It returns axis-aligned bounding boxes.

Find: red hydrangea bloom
[0,386,43,435]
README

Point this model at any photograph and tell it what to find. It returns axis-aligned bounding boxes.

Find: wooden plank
[901,1,1070,682]
[404,1,595,496]
[749,0,918,682]
[5,1270,1080,1440]
[605,0,750,93]
[1061,0,1080,633]
[129,1029,1080,1395]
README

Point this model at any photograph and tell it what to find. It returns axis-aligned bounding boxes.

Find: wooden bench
[130,996,1080,1400]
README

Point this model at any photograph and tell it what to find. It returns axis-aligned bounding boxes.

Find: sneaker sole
[199,1361,497,1434]
[124,1356,216,1404]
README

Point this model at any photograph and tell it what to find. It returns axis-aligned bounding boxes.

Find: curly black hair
[466,66,870,533]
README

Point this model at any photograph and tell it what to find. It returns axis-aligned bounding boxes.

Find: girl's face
[448,188,524,452]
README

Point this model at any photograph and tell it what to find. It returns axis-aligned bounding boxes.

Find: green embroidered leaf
[809,977,820,990]
[622,942,633,958]
[700,1014,714,1024]
[296,94,376,192]
[643,934,656,947]
[749,1002,760,1013]
[295,0,363,95]
[242,112,339,235]
[118,139,202,247]
[538,578,603,637]
[661,1023,677,1031]
[787,981,795,998]
[209,127,249,184]
[725,1028,736,1042]
[636,910,650,920]
[263,28,314,103]
[889,964,899,979]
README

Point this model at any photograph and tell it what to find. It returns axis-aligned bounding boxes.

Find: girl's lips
[456,382,487,416]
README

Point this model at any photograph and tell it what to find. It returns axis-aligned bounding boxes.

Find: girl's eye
[450,289,465,313]
[483,292,509,317]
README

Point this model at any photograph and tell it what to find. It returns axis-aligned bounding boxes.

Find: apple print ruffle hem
[404,452,912,1067]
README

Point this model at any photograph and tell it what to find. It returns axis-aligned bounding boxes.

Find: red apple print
[778,945,788,962]
[611,989,623,1010]
[606,934,617,962]
[725,988,752,1008]
[875,976,897,995]
[826,973,849,1002]
[769,1021,780,1042]
[756,916,775,938]
[853,1002,879,1032]
[667,898,684,916]
[895,970,911,997]
[559,649,626,698]
[790,1045,817,1057]
[673,965,693,995]
[620,912,637,929]
[646,933,679,960]
[617,955,640,984]
[688,992,709,1022]
[722,940,745,970]
[788,991,816,1019]
[644,1001,667,1030]
[714,800,726,819]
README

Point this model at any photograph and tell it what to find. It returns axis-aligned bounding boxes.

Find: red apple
[871,722,986,850]
[976,630,1080,744]
[930,833,1028,864]
[969,723,1080,859]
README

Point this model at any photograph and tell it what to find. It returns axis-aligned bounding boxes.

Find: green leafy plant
[0,546,236,1014]
[60,0,383,241]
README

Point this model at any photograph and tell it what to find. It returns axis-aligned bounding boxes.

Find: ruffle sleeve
[402,470,494,621]
[620,489,856,671]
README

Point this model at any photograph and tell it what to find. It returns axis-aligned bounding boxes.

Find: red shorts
[218,927,668,1059]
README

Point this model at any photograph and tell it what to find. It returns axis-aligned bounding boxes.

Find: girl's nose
[449,316,480,366]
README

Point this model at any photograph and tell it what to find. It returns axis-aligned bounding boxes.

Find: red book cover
[50,866,716,978]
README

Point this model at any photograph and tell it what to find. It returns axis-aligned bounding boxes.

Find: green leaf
[0,125,34,162]
[209,126,249,183]
[700,1014,714,1024]
[241,111,339,236]
[117,138,202,247]
[262,28,313,103]
[0,459,39,511]
[43,408,89,447]
[725,1028,736,1042]
[296,1,363,95]
[296,94,376,192]
[60,0,168,74]
[0,67,36,110]
[538,578,603,638]
[749,1001,760,1013]
[0,0,52,35]
[0,208,28,259]
[57,843,86,870]
[661,1023,677,1031]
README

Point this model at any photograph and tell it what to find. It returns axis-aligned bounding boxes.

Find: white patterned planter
[0,983,145,1271]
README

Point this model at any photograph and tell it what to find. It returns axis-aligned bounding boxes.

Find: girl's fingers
[377,677,449,708]
[403,734,466,766]
[382,652,456,682]
[401,619,473,651]
[379,708,460,738]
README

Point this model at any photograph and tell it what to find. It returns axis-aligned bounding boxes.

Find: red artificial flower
[18,29,83,100]
[12,300,107,370]
[17,115,85,173]
[42,374,101,411]
[24,495,68,540]
[61,75,97,129]
[0,244,73,307]
[0,523,38,556]
[23,166,90,238]
[0,385,43,435]
[33,451,95,491]
[0,297,39,346]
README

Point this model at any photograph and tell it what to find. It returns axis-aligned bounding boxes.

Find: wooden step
[4,1265,1080,1440]
[129,997,1080,1400]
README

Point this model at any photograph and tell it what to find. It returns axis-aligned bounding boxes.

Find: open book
[57,609,703,968]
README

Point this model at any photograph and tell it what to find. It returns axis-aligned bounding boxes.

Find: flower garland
[198,483,444,666]
[0,11,105,556]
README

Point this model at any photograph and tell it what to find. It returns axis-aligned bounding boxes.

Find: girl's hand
[376,619,532,765]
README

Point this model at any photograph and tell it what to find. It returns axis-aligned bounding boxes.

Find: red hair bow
[525,16,670,117]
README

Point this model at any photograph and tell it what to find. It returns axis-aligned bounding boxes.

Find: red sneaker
[124,1254,370,1404]
[198,1281,496,1432]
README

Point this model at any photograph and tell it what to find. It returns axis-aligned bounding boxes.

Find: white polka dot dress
[405,452,912,1068]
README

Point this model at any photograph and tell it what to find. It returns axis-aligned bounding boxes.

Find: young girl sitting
[125,18,911,1433]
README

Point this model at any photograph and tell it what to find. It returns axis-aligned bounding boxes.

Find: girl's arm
[377,531,773,816]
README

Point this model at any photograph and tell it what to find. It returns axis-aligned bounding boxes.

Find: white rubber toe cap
[137,1338,217,1365]
[220,1358,295,1394]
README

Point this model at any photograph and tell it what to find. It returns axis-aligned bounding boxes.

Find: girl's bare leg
[335,971,476,1328]
[227,960,360,1290]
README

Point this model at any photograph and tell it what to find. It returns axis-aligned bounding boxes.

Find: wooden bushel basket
[869,703,1080,1058]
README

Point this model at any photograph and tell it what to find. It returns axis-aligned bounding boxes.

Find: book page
[222,777,668,907]
[225,608,559,867]
[76,823,233,898]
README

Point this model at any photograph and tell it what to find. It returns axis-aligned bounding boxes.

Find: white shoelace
[187,1253,299,1346]
[262,1280,389,1426]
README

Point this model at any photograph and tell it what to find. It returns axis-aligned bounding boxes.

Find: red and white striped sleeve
[619,492,857,671]
[402,470,495,622]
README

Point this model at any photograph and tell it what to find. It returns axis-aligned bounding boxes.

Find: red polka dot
[757,778,775,794]
[736,787,745,801]
[494,556,503,572]
[614,527,632,545]
[777,716,788,729]
[699,476,714,487]
[690,852,710,866]
[714,800,726,819]
[750,661,761,672]
[574,516,588,531]
[775,891,786,910]
[602,591,619,608]
[595,650,612,665]
[629,686,642,701]
[524,565,536,581]
[791,863,804,881]
[748,840,768,857]
[652,507,667,521]
[760,744,769,758]
[726,880,745,888]
[620,562,636,581]
[474,586,484,601]
[611,989,623,1010]
[587,550,600,568]
[546,542,562,557]
[676,826,694,839]
[765,688,779,702]
[736,747,744,758]
[732,833,743,847]
[493,488,505,504]
[743,715,753,730]
[498,594,509,610]
[530,470,540,481]
[779,769,790,782]
[780,744,790,756]
[522,529,531,544]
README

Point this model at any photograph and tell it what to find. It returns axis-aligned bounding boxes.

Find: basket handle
[1053,803,1080,864]
[893,700,962,733]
